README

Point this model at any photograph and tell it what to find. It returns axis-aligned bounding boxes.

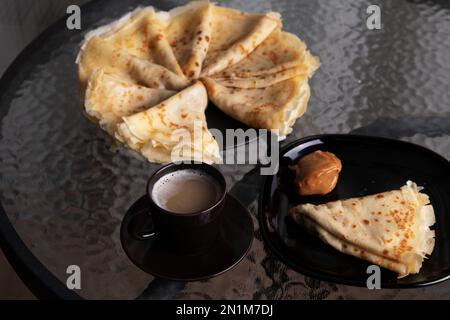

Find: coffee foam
[152,169,221,213]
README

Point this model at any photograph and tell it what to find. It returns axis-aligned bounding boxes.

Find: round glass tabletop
[1,0,450,299]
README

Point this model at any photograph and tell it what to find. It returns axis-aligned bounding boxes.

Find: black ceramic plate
[259,134,450,288]
[121,194,253,281]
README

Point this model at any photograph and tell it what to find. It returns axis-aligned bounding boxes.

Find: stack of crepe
[77,1,320,163]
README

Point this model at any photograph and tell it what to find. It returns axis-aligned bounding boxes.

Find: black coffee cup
[130,162,227,255]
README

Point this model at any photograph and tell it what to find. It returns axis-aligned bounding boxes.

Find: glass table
[0,0,449,299]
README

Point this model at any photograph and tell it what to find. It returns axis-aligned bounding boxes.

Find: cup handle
[129,209,157,241]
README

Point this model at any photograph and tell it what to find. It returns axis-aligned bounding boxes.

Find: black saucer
[120,194,253,281]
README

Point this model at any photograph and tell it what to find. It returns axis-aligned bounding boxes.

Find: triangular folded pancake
[210,65,307,89]
[102,7,184,76]
[289,181,436,277]
[165,1,212,80]
[78,36,189,94]
[213,29,320,80]
[210,31,320,89]
[200,4,281,77]
[115,81,221,164]
[202,76,310,140]
[84,69,175,135]
[77,7,186,83]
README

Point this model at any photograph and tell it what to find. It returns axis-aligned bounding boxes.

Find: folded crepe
[165,1,212,80]
[77,29,189,95]
[202,76,311,140]
[84,69,175,135]
[77,7,188,90]
[200,4,281,77]
[289,181,436,277]
[115,81,221,164]
[211,28,320,88]
[91,6,184,76]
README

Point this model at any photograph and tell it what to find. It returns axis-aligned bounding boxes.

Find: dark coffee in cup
[151,169,222,214]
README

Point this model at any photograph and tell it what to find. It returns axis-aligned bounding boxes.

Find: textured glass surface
[0,0,449,299]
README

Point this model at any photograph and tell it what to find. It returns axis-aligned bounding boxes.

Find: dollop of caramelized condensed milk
[289,150,342,196]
